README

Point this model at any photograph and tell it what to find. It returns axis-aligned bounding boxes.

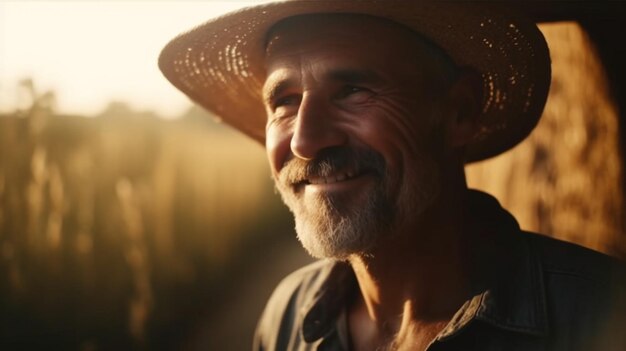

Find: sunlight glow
[0,1,265,117]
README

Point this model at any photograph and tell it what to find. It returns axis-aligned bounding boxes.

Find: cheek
[382,102,432,145]
[351,100,432,168]
[265,124,293,175]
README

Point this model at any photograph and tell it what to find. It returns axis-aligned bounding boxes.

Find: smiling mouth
[293,169,373,191]
[306,171,357,185]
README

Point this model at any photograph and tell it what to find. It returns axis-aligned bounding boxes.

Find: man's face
[263,15,454,259]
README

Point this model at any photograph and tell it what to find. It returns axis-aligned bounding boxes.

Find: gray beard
[275,148,441,260]
[286,175,392,259]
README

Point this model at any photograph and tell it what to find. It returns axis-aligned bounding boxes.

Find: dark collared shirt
[254,192,626,350]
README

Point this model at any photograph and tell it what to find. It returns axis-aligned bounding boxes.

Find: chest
[349,321,447,351]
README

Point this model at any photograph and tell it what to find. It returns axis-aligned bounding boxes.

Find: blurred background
[0,2,625,351]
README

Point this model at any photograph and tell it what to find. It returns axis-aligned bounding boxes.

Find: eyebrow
[263,78,293,106]
[263,68,383,105]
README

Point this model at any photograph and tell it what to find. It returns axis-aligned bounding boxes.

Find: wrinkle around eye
[268,107,298,127]
[335,86,376,105]
[270,94,301,115]
[273,94,301,109]
[266,93,301,122]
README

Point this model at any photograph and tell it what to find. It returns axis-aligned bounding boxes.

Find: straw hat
[159,1,551,163]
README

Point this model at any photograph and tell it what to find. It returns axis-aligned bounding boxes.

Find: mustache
[278,147,386,186]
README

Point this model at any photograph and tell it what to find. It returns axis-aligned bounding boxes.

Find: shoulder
[525,232,624,285]
[524,232,626,350]
[253,260,336,350]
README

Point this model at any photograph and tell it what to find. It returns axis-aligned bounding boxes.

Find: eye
[335,85,374,103]
[272,94,301,110]
[269,94,301,122]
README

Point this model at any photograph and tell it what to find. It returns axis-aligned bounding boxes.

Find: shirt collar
[300,190,550,344]
[437,228,550,340]
[301,261,355,343]
[475,239,549,336]
[473,191,550,337]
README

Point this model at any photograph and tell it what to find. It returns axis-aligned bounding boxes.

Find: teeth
[308,172,352,185]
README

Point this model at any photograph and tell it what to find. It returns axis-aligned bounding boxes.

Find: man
[159,2,625,350]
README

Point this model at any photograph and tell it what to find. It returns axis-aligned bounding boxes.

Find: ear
[445,67,483,148]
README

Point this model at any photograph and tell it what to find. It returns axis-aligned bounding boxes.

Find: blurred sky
[0,1,267,118]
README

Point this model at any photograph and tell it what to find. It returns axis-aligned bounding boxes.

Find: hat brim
[159,0,551,163]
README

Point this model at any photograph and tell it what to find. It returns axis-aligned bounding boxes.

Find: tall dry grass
[0,102,286,350]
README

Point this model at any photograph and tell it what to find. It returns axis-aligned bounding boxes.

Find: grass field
[0,103,291,350]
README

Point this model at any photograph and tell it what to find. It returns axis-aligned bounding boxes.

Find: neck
[347,170,482,342]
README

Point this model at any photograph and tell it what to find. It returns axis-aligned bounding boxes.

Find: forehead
[267,15,419,51]
[265,14,435,66]
[262,14,455,89]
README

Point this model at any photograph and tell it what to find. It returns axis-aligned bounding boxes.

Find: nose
[290,94,347,160]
